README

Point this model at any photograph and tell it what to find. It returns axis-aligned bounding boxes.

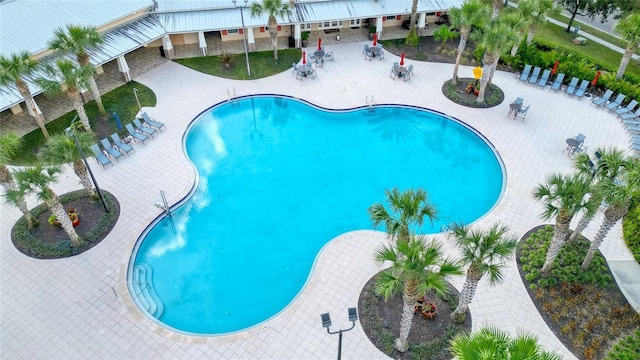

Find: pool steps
[132,263,164,319]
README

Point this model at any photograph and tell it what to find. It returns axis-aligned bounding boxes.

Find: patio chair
[133,118,157,137]
[403,65,414,82]
[324,50,334,61]
[614,99,638,117]
[605,94,626,112]
[632,144,640,152]
[519,64,532,82]
[90,144,113,168]
[100,138,124,161]
[572,80,589,99]
[364,44,373,61]
[549,73,565,92]
[515,105,529,121]
[125,123,149,143]
[110,133,135,155]
[528,66,541,85]
[592,89,613,107]
[291,62,298,74]
[141,112,166,130]
[621,108,640,122]
[536,69,551,88]
[564,77,579,95]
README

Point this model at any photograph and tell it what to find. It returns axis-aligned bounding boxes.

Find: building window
[425,12,436,16]
[350,19,360,27]
[318,20,342,29]
[227,29,239,34]
[386,15,396,21]
[301,23,311,30]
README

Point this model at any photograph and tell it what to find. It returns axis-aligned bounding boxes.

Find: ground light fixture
[320,307,358,360]
[232,0,251,77]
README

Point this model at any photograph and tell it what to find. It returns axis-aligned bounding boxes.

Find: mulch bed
[359,271,471,359]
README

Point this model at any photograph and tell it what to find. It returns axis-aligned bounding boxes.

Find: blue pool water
[129,96,504,335]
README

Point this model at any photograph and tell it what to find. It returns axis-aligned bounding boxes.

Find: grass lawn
[175,49,302,80]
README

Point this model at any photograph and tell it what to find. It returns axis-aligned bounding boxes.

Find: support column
[162,35,175,59]
[247,27,255,51]
[116,56,131,82]
[198,31,207,56]
[418,13,427,36]
[294,23,301,48]
[376,16,383,38]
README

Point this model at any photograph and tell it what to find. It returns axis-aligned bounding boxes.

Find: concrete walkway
[1,41,638,359]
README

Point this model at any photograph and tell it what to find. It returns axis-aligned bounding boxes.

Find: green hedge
[605,330,640,360]
[622,198,640,264]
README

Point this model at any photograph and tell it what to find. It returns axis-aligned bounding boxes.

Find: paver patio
[1,41,635,359]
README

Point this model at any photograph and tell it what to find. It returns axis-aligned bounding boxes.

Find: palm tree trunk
[477,54,496,103]
[492,0,502,20]
[0,172,38,229]
[45,190,81,246]
[452,29,470,85]
[451,268,480,323]
[541,221,570,273]
[269,17,279,61]
[87,76,106,115]
[581,206,627,269]
[68,90,93,133]
[16,78,49,140]
[526,26,536,45]
[487,60,498,87]
[511,32,524,56]
[395,291,416,352]
[568,213,593,243]
[616,43,638,80]
[73,160,97,198]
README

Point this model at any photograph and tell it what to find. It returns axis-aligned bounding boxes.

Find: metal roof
[0,15,165,111]
[0,0,154,55]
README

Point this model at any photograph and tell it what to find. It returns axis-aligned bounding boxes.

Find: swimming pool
[128,95,504,335]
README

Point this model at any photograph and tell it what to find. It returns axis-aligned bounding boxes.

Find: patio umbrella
[400,52,405,66]
[551,60,559,75]
[318,38,322,51]
[372,33,377,47]
[591,70,601,86]
[112,112,123,130]
[302,51,306,65]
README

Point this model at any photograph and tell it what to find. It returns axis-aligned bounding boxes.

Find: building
[0,0,462,119]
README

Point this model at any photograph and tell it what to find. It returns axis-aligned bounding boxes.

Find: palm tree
[374,236,462,352]
[614,12,640,80]
[368,187,438,244]
[405,0,420,46]
[9,165,81,246]
[568,148,626,243]
[449,326,562,360]
[0,52,50,139]
[525,0,561,45]
[48,24,106,115]
[533,173,595,273]
[472,19,518,103]
[40,133,98,199]
[491,0,505,20]
[509,0,534,56]
[0,132,38,229]
[433,26,460,52]
[35,59,95,133]
[581,158,640,269]
[250,0,292,61]
[450,0,490,84]
[448,222,517,322]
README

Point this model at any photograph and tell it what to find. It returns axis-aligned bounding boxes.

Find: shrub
[622,197,640,264]
[605,330,640,360]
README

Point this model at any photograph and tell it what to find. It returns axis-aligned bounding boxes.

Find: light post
[65,126,109,213]
[132,88,141,111]
[320,307,358,360]
[232,0,251,77]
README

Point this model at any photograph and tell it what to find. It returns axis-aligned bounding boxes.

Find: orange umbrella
[551,60,559,75]
[372,33,377,47]
[591,70,601,86]
[302,51,306,65]
[400,52,405,66]
[318,38,322,51]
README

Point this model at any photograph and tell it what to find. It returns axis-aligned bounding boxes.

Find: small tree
[405,0,420,46]
[40,132,98,199]
[450,0,490,84]
[0,132,38,229]
[9,166,82,246]
[433,26,460,52]
[35,59,95,133]
[374,236,462,352]
[448,222,517,323]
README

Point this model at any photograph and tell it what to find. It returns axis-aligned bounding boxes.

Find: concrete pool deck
[1,41,637,359]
